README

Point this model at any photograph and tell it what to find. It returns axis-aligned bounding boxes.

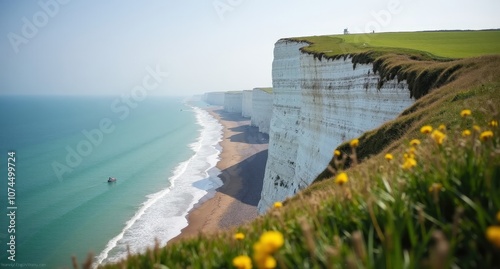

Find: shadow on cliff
[213,109,248,122]
[189,150,267,208]
[217,149,268,207]
[214,109,269,144]
[227,126,269,144]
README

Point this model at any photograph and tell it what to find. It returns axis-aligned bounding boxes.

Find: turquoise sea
[0,96,223,268]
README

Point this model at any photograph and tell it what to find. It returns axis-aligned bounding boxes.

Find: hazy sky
[0,0,499,96]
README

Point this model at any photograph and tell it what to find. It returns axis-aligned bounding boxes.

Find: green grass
[257,87,273,94]
[342,31,500,59]
[80,32,500,269]
[290,30,500,59]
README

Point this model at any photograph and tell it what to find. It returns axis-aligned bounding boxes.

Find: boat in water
[107,177,117,183]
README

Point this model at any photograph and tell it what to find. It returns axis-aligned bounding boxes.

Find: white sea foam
[94,105,223,267]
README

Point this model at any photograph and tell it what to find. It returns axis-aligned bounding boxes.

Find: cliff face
[224,92,243,113]
[204,92,225,106]
[251,88,273,134]
[258,40,415,213]
[242,90,253,118]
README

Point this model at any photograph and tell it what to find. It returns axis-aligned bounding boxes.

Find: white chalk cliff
[204,92,225,106]
[251,88,273,134]
[258,40,415,213]
[242,90,253,118]
[224,92,243,113]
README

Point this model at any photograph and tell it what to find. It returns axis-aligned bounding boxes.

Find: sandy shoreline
[172,107,269,241]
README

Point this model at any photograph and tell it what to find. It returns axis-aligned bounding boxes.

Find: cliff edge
[258,40,415,212]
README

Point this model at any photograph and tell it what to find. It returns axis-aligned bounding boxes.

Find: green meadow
[291,30,500,60]
[342,31,500,58]
[89,31,500,269]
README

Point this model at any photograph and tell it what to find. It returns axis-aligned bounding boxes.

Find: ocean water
[0,96,223,268]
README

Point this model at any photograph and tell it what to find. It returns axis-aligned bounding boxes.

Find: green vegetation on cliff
[257,87,273,94]
[91,31,500,269]
[289,30,500,59]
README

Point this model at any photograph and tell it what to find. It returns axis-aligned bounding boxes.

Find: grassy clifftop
[257,87,273,94]
[288,30,500,59]
[95,31,500,269]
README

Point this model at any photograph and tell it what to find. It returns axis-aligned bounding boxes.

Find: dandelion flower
[273,202,283,208]
[334,150,341,157]
[462,129,471,137]
[253,232,281,269]
[263,256,277,269]
[404,147,416,160]
[233,255,252,269]
[350,139,359,148]
[438,124,446,131]
[384,153,393,161]
[490,120,499,127]
[420,125,433,134]
[473,125,481,132]
[460,109,471,118]
[486,226,500,248]
[335,172,349,185]
[402,157,417,170]
[258,231,284,254]
[428,183,443,193]
[431,130,446,145]
[234,232,245,240]
[410,139,421,146]
[480,131,494,141]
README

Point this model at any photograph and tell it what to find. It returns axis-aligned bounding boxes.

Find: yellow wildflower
[402,157,417,170]
[486,226,500,248]
[410,139,421,146]
[259,231,284,254]
[350,139,359,148]
[334,150,341,157]
[252,230,283,268]
[431,130,446,145]
[263,256,277,269]
[384,153,393,161]
[234,232,245,240]
[460,109,471,117]
[253,242,266,259]
[273,202,283,208]
[233,255,252,269]
[473,125,481,132]
[428,183,443,193]
[420,125,433,134]
[462,129,471,137]
[438,124,446,131]
[480,131,494,141]
[335,172,349,185]
[406,147,416,159]
[490,120,499,127]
